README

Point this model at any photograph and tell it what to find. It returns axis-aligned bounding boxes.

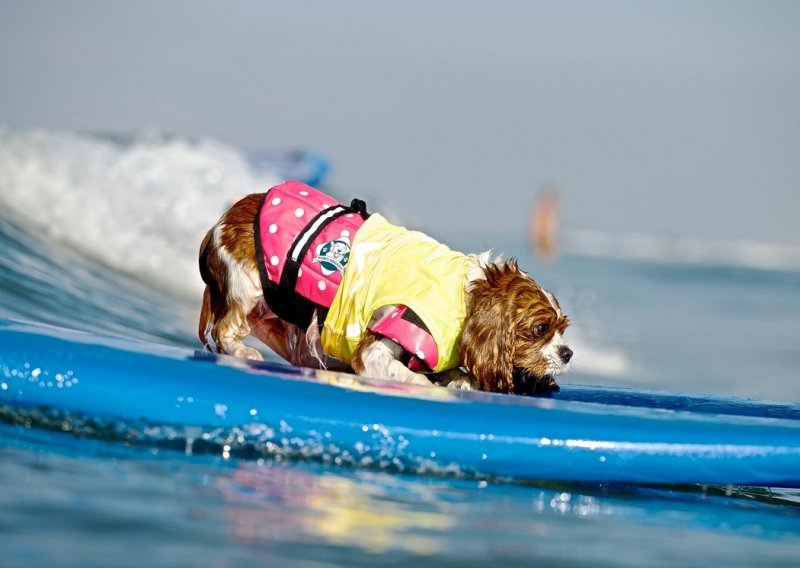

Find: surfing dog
[198,181,572,395]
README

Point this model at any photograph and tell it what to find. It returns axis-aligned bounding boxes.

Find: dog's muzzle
[512,368,560,396]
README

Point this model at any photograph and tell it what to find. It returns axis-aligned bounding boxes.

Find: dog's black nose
[559,346,573,363]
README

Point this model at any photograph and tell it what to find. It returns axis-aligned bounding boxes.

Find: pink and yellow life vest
[256,181,469,373]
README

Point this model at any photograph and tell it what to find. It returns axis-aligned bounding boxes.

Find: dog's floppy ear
[459,260,519,393]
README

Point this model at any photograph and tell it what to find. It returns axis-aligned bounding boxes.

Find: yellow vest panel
[321,214,470,372]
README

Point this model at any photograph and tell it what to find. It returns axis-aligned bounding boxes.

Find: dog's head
[459,259,571,395]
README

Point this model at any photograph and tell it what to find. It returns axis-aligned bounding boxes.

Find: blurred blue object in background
[247,148,331,188]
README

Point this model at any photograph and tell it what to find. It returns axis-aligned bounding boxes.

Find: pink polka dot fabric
[257,181,366,308]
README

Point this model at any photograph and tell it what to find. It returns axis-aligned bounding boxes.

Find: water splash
[0,128,283,297]
[0,404,468,479]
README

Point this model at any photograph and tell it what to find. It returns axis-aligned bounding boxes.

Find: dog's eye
[532,323,550,338]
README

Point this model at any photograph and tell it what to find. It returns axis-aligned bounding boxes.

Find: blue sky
[1,1,798,244]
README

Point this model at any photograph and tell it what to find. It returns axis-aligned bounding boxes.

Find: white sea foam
[569,340,631,378]
[562,329,633,379]
[565,229,800,272]
[0,128,283,298]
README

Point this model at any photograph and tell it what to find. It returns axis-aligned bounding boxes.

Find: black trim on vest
[397,307,432,372]
[254,194,370,331]
[398,349,413,367]
[400,306,431,334]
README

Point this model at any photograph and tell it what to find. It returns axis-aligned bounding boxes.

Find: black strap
[398,349,413,367]
[349,198,369,218]
[392,307,432,371]
[400,306,431,333]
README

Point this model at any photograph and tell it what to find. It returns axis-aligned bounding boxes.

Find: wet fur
[460,261,570,394]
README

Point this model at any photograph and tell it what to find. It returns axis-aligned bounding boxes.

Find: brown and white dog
[198,182,572,395]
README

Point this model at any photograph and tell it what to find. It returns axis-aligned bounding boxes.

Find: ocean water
[1,129,799,567]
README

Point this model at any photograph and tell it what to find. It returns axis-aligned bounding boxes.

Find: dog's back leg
[211,301,262,360]
[206,237,264,360]
[199,195,265,360]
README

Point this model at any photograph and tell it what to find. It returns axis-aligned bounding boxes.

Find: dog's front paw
[399,372,433,386]
[432,368,477,390]
[233,346,264,361]
[446,378,475,390]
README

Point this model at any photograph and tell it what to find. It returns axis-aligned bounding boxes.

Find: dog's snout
[559,346,573,364]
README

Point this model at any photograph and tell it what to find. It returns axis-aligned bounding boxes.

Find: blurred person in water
[529,185,562,261]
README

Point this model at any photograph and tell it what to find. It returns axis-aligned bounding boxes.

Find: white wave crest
[565,229,800,272]
[0,128,283,297]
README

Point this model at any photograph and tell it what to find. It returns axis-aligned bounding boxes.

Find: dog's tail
[198,284,213,351]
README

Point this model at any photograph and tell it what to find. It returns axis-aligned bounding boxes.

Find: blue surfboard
[1,318,798,487]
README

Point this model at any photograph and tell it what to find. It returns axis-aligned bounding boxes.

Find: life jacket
[256,181,470,374]
[254,181,369,330]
